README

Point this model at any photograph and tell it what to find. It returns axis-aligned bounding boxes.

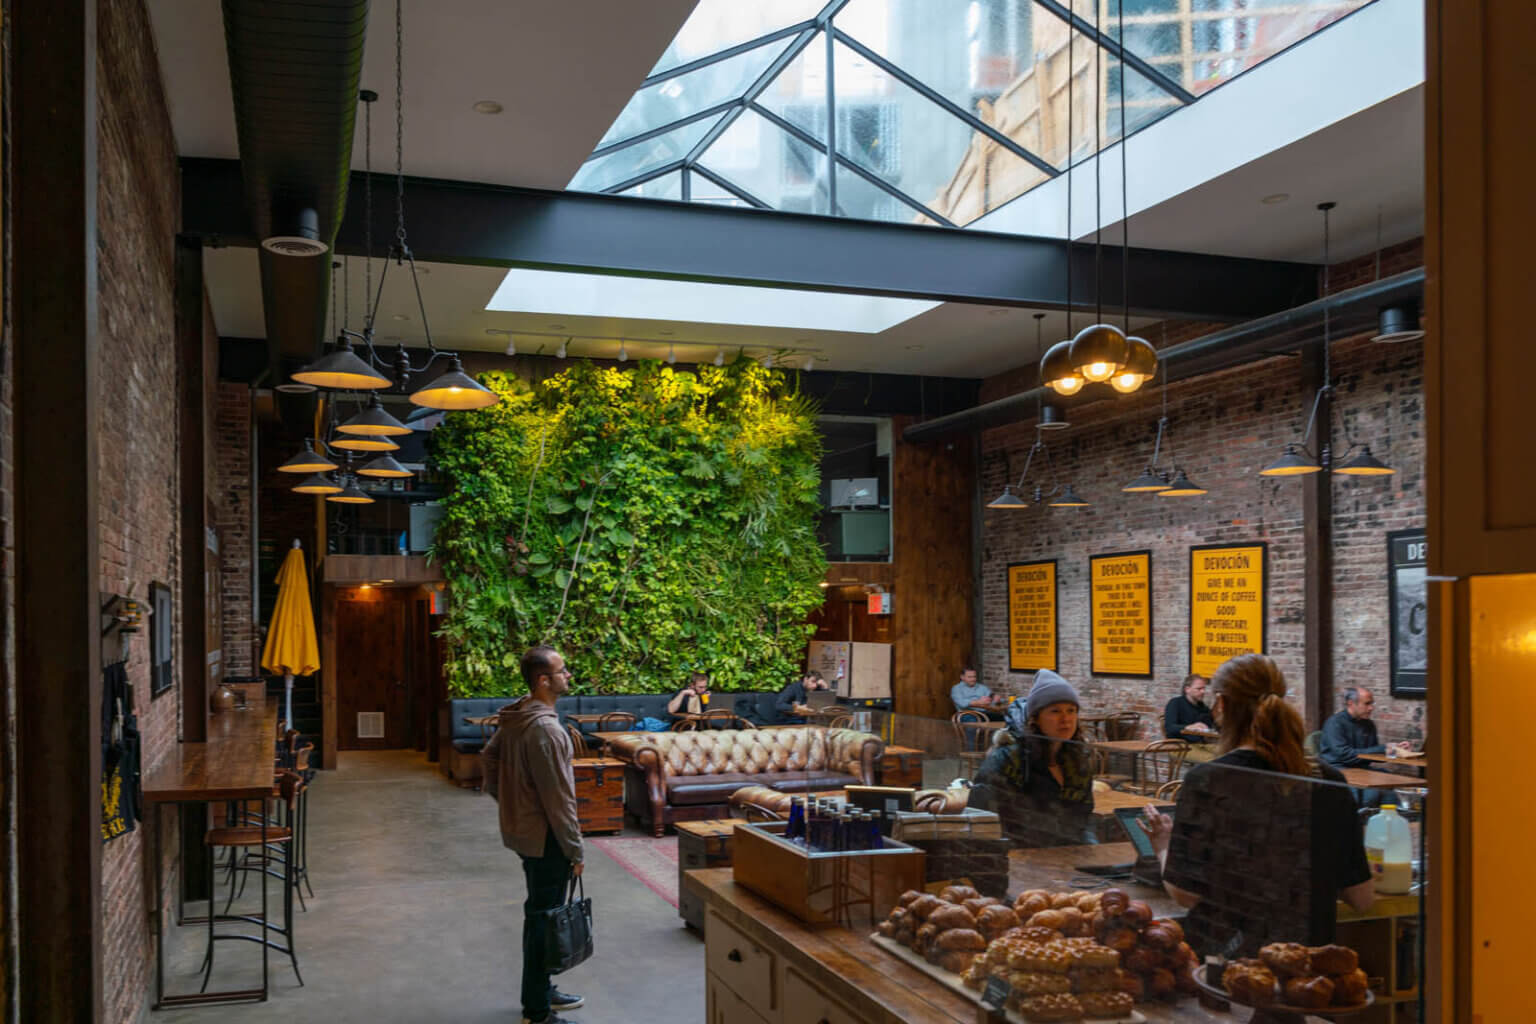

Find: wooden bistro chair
[822,711,853,731]
[698,707,739,731]
[1154,779,1183,801]
[1103,712,1143,740]
[952,710,990,780]
[565,722,593,757]
[1124,740,1191,796]
[598,711,637,733]
[203,770,306,993]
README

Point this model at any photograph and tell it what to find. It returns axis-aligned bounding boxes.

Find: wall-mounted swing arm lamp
[985,435,1091,510]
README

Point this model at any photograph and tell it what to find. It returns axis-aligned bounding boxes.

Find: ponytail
[1211,654,1312,778]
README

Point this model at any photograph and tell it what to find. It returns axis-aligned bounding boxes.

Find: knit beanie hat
[1024,669,1081,724]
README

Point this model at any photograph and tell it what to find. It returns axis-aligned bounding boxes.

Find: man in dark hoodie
[482,645,586,1024]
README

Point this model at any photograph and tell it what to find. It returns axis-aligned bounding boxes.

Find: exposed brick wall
[96,0,184,1019]
[977,245,1426,744]
[216,382,255,676]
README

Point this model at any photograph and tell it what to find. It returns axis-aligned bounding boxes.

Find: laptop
[806,689,838,709]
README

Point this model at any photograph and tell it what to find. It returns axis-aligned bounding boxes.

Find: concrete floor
[156,750,706,1023]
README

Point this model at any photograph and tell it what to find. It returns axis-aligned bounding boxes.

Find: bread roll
[1142,922,1180,951]
[1006,971,1073,996]
[1123,900,1153,927]
[1099,927,1139,953]
[1068,965,1119,993]
[1018,925,1063,944]
[1098,888,1129,917]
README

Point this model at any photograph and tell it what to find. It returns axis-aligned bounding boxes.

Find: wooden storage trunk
[732,821,924,930]
[573,757,624,835]
[676,818,739,931]
[878,744,924,788]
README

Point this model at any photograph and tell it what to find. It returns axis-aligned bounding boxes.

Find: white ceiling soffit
[973,0,1425,262]
[146,0,698,189]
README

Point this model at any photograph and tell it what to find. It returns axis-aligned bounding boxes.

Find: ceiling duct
[903,268,1425,443]
[222,0,370,431]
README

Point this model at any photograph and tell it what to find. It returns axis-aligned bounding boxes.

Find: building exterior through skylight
[569,0,1375,228]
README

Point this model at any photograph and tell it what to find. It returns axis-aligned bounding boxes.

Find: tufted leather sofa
[606,727,884,836]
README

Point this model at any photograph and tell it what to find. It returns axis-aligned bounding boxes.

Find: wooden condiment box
[732,821,924,930]
[676,818,740,931]
[879,744,925,788]
[573,757,624,835]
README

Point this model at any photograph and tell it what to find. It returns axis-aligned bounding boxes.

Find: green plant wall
[430,358,827,697]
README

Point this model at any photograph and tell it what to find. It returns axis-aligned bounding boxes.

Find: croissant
[1027,909,1069,932]
[915,922,941,955]
[1015,893,1052,918]
[1283,975,1335,1009]
[908,894,944,920]
[941,885,981,904]
[976,905,1021,941]
[1051,891,1081,909]
[897,889,924,908]
[938,950,979,974]
[937,928,987,952]
[928,904,978,932]
[876,920,896,937]
[1057,907,1088,937]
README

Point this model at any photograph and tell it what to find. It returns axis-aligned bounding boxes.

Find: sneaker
[550,989,584,1010]
[522,1015,576,1024]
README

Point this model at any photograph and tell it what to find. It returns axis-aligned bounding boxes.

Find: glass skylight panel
[696,109,830,215]
[486,269,941,334]
[754,39,829,143]
[570,116,720,193]
[688,174,755,209]
[619,172,683,201]
[648,0,826,78]
[596,38,792,151]
[834,165,938,227]
[830,39,1047,226]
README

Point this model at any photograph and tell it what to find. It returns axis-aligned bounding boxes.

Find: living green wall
[430,359,827,697]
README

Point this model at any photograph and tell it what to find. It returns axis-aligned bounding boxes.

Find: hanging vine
[429,358,827,697]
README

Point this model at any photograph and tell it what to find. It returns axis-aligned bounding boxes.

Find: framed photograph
[1007,560,1057,673]
[1387,529,1428,697]
[149,580,174,697]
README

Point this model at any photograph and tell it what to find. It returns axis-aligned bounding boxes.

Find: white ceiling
[154,0,1427,380]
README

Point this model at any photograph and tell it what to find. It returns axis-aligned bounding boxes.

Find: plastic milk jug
[1364,804,1413,894]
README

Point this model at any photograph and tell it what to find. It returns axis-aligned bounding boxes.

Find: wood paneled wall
[815,416,975,719]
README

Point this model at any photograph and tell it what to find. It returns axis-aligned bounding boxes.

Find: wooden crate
[732,821,924,930]
[879,745,924,788]
[677,818,741,931]
[573,757,624,834]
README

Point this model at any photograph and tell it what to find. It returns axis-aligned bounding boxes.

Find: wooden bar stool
[202,770,306,994]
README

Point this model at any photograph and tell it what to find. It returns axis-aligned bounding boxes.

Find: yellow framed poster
[1090,550,1152,677]
[1008,560,1057,672]
[1189,543,1267,677]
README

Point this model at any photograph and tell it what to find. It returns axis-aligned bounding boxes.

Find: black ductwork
[903,268,1426,442]
[222,0,370,431]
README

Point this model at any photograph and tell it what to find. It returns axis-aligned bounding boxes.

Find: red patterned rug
[589,836,680,909]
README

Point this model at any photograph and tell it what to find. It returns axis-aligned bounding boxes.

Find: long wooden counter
[142,698,279,803]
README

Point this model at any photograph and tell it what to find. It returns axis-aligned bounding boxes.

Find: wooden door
[335,591,407,749]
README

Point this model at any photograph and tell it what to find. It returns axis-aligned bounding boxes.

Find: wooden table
[141,697,280,1008]
[1342,767,1431,790]
[1089,737,1157,783]
[1359,751,1428,774]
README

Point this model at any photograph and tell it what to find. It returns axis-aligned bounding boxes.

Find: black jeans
[519,831,573,1022]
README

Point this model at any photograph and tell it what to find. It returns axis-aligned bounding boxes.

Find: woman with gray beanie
[968,669,1097,847]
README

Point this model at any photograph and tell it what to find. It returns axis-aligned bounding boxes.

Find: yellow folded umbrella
[262,540,319,726]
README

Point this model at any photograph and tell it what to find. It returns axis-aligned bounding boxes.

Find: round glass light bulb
[1082,360,1116,382]
[1110,371,1148,394]
[1049,375,1085,396]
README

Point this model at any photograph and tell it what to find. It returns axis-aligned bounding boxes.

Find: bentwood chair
[951,710,989,780]
[1103,712,1143,740]
[1125,739,1190,796]
[1154,779,1183,801]
[597,711,637,733]
[565,722,593,757]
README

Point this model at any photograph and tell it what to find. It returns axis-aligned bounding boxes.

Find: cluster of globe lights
[1040,322,1158,397]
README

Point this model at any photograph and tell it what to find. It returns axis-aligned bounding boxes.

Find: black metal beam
[182,158,1317,321]
[1033,0,1197,104]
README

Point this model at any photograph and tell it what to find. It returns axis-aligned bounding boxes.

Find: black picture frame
[149,581,174,697]
[1089,549,1154,678]
[1188,542,1269,677]
[1007,560,1057,673]
[1387,529,1428,698]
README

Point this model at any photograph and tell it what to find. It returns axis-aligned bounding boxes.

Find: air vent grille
[261,235,329,257]
[357,712,385,739]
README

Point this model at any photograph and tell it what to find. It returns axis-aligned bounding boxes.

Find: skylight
[568,0,1375,228]
[485,268,940,334]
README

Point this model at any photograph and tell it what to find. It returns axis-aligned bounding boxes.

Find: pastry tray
[1190,970,1374,1020]
[870,933,1145,1023]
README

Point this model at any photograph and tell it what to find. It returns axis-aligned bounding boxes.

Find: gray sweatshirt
[481,695,583,865]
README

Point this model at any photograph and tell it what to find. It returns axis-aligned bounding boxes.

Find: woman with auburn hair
[1140,654,1374,957]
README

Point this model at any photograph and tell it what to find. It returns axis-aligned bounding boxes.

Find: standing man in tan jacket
[482,645,586,1024]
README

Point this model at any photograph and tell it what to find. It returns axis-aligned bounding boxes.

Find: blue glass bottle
[786,798,805,842]
[866,813,883,851]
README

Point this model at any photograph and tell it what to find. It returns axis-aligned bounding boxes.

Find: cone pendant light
[291,335,391,390]
[278,440,337,474]
[409,356,498,410]
[356,453,413,478]
[338,394,411,437]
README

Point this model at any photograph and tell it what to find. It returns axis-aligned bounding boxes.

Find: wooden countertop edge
[692,868,974,1024]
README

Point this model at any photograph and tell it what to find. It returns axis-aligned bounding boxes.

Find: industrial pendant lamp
[1155,469,1208,497]
[356,453,413,478]
[1122,327,1204,496]
[409,356,498,410]
[278,439,337,474]
[1030,314,1071,429]
[1109,336,1157,393]
[326,477,375,504]
[328,432,401,453]
[293,473,343,495]
[1372,303,1424,344]
[338,393,412,436]
[291,335,391,390]
[1068,6,1127,384]
[1261,202,1395,479]
[985,485,1029,510]
[1047,484,1091,508]
[1041,39,1085,400]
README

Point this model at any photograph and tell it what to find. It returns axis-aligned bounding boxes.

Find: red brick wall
[216,382,255,675]
[977,247,1426,744]
[97,0,187,1018]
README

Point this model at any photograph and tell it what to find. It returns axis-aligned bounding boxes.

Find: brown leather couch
[606,727,884,836]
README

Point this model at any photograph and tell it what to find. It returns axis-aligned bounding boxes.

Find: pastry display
[1210,941,1370,1010]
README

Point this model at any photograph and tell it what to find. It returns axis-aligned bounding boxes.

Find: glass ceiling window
[576,0,1376,225]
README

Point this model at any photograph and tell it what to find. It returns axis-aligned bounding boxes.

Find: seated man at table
[950,667,1005,717]
[1320,687,1410,768]
[774,670,828,723]
[668,671,711,718]
[1163,673,1216,739]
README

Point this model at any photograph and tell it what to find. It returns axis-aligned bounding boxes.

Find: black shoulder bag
[539,875,593,974]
